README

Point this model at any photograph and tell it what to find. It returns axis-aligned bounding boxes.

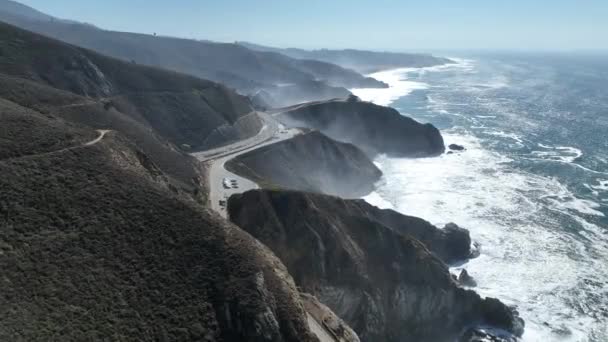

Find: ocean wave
[350,59,474,107]
[531,144,583,163]
[365,130,608,342]
[584,179,608,197]
[358,56,608,341]
[350,68,429,106]
[483,130,525,144]
[522,144,608,176]
[363,191,394,210]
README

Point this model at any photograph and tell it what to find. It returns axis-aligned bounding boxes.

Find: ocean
[351,53,608,341]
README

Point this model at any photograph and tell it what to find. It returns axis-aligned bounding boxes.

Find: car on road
[222,178,231,189]
[219,200,227,207]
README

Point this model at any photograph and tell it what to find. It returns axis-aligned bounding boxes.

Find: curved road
[192,113,337,342]
[193,112,300,217]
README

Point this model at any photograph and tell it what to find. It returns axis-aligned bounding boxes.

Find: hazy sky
[18,0,608,51]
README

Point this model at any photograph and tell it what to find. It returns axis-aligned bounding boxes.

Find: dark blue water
[355,54,608,341]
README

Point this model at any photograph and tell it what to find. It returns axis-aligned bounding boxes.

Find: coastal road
[193,113,340,342]
[192,112,300,217]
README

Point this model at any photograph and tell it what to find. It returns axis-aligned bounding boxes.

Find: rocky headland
[276,97,445,158]
[228,190,524,342]
[226,130,382,198]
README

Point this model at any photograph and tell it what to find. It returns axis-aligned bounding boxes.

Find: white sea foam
[368,132,607,341]
[350,59,474,107]
[592,179,608,191]
[363,190,394,210]
[355,60,607,341]
[530,144,583,163]
[525,145,608,175]
[350,68,429,106]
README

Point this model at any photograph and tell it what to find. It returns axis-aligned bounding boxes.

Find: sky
[17,0,608,51]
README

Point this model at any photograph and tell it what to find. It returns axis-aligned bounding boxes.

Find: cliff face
[0,98,324,341]
[226,131,382,198]
[228,190,524,342]
[277,98,445,158]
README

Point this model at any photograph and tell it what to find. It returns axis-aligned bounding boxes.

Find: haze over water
[354,53,608,341]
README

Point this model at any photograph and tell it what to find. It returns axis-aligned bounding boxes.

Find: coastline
[350,59,608,341]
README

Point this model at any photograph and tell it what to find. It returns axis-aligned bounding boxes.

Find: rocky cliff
[276,98,445,158]
[226,131,382,198]
[228,190,524,342]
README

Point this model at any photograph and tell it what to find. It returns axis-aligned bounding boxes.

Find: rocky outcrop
[226,131,382,198]
[458,269,478,287]
[449,144,466,151]
[228,190,524,342]
[361,209,475,263]
[276,98,445,158]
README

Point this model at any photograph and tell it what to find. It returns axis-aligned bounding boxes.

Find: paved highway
[193,112,299,218]
[192,112,339,342]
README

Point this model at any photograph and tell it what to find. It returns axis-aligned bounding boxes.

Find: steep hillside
[276,97,445,158]
[0,21,260,152]
[0,97,95,159]
[0,7,386,95]
[0,100,323,341]
[0,21,270,195]
[240,42,454,73]
[228,190,525,342]
[226,131,382,198]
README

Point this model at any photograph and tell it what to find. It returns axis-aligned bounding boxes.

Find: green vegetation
[0,133,315,341]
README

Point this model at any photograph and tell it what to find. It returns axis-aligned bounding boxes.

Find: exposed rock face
[458,269,478,287]
[226,131,382,198]
[449,143,466,151]
[276,98,445,158]
[228,190,524,342]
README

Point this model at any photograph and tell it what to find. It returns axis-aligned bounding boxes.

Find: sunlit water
[352,53,608,341]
